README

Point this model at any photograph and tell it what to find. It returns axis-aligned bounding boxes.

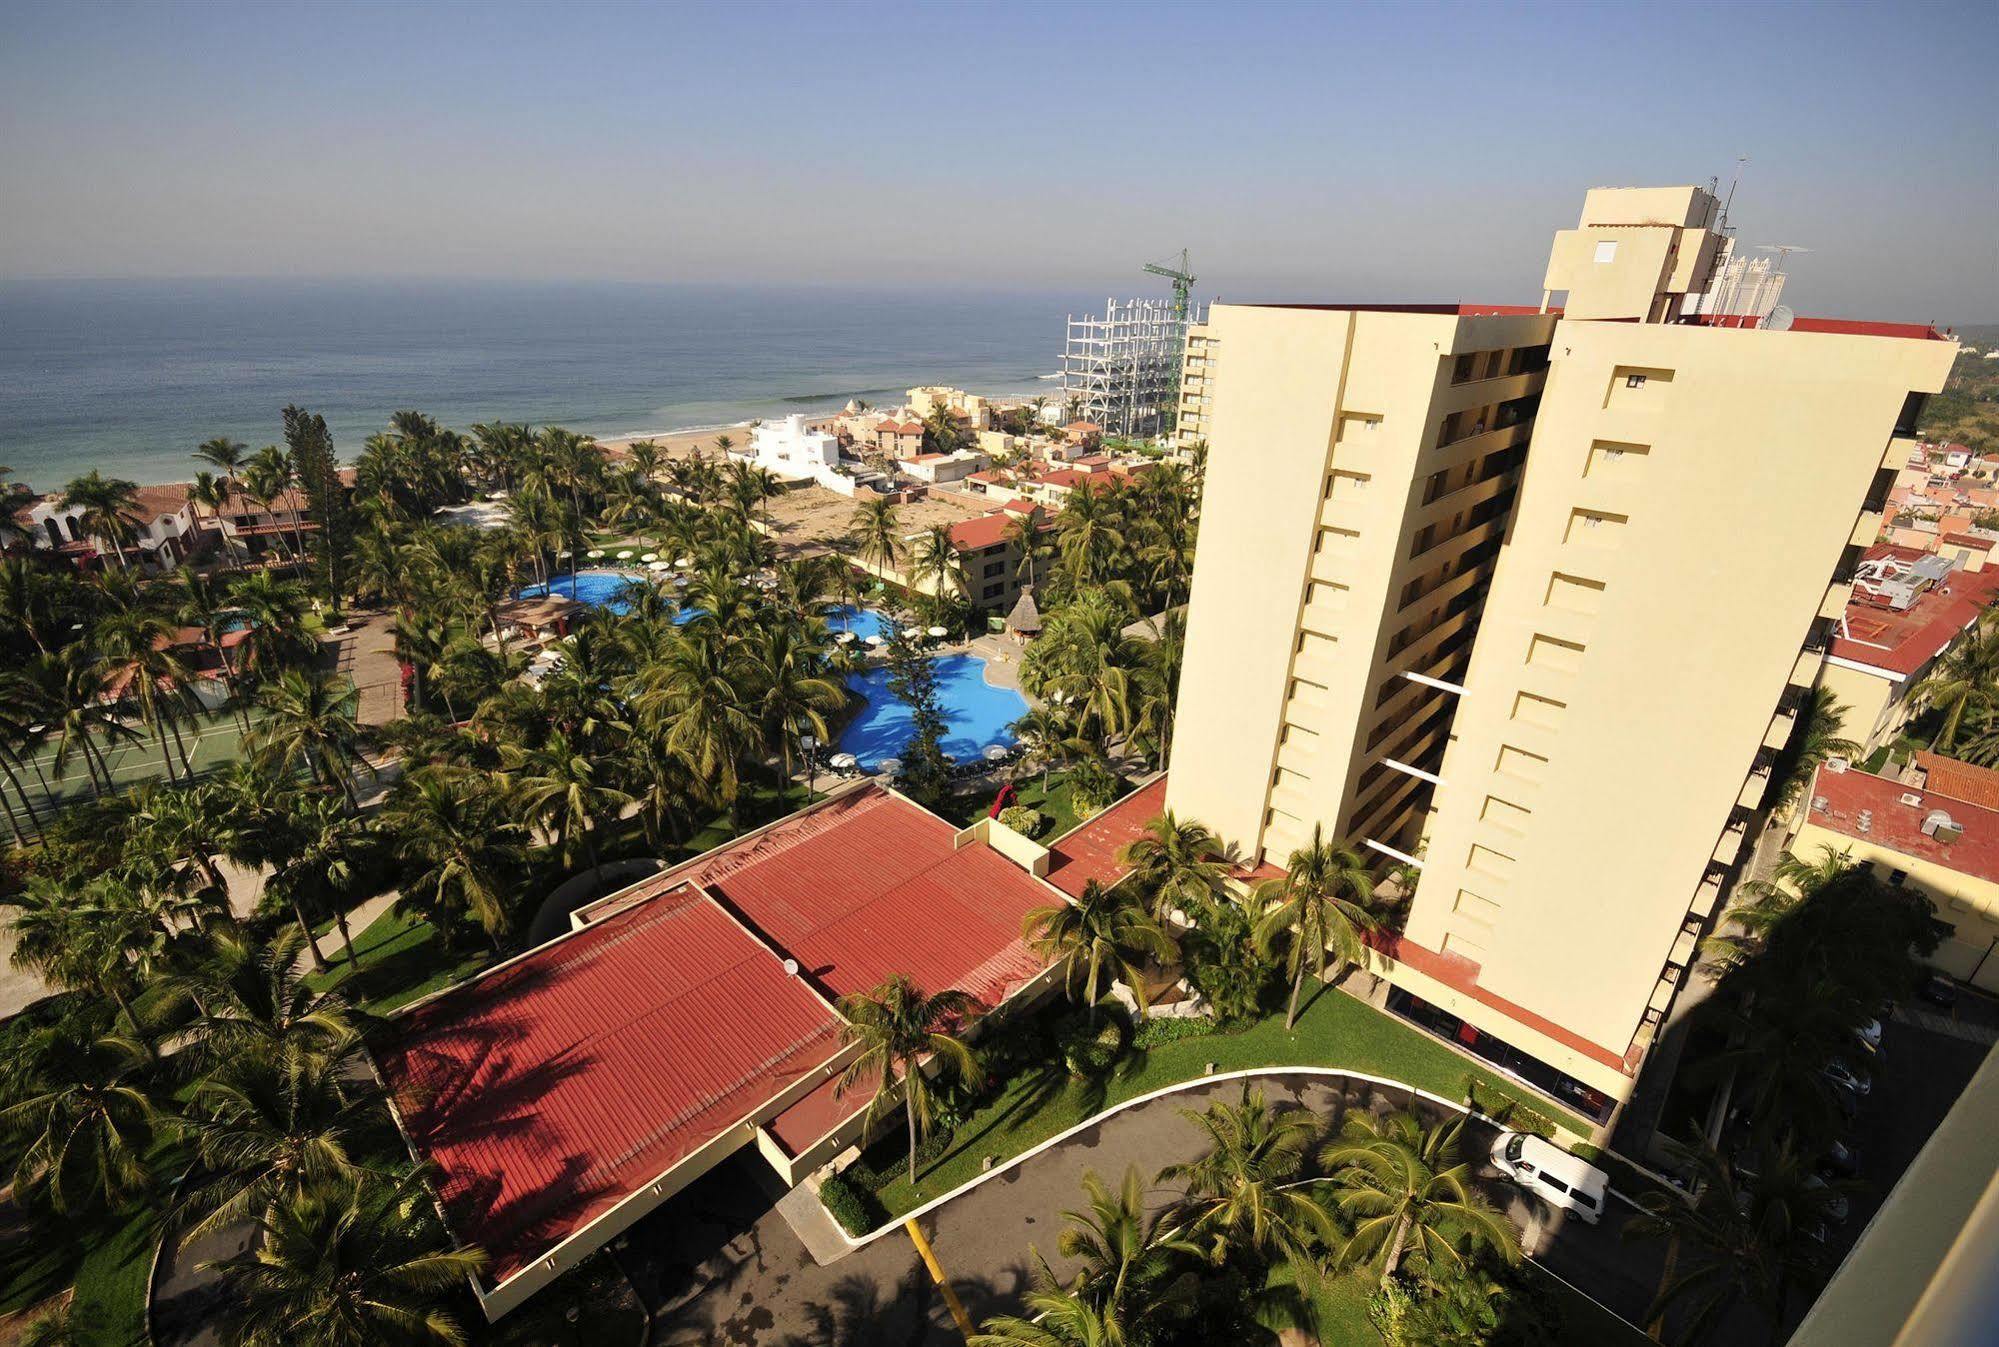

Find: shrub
[1462,1076,1557,1139]
[818,1171,883,1236]
[998,805,1044,838]
[1056,1012,1127,1078]
[1132,1014,1222,1050]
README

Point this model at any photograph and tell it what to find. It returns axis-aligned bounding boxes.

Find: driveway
[635,1072,1663,1346]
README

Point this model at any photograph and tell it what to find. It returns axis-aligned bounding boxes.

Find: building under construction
[1062,293,1207,440]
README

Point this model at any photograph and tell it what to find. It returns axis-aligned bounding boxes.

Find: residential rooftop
[1831,546,1999,676]
[1807,761,1999,885]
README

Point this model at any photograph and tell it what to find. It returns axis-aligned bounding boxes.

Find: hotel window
[982,583,1003,600]
[1594,240,1618,264]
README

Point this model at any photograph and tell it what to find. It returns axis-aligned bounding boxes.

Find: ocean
[0,279,1085,492]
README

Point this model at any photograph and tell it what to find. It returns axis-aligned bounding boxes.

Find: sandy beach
[596,420,761,464]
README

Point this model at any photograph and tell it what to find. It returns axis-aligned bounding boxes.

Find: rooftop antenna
[1718,155,1749,236]
[1756,243,1813,280]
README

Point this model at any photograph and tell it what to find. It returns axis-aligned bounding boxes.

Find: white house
[896,448,988,485]
[22,482,205,572]
[741,414,889,497]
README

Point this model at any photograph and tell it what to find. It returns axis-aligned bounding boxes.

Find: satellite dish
[782,958,800,977]
[1766,305,1795,331]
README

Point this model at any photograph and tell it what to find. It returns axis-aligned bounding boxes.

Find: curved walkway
[632,1070,1661,1347]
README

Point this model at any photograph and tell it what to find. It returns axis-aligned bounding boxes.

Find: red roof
[375,883,844,1287]
[949,510,1050,553]
[678,786,1050,1003]
[1064,420,1101,433]
[1911,752,1999,812]
[1035,469,1087,490]
[1001,498,1039,515]
[1043,776,1169,899]
[1831,558,1999,676]
[1941,532,1995,550]
[1808,763,1999,885]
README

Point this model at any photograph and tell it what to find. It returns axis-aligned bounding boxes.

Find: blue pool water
[823,605,891,642]
[838,653,1028,769]
[519,568,715,622]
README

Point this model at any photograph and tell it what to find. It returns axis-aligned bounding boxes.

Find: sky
[2,0,1994,322]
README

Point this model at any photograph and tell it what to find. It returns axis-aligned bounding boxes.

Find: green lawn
[67,1207,155,1347]
[866,981,1587,1217]
[938,768,1090,840]
[305,905,495,1014]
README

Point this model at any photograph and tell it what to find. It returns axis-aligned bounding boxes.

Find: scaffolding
[1060,297,1206,440]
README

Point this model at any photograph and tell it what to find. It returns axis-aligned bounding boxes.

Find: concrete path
[632,1072,1662,1347]
[313,891,399,965]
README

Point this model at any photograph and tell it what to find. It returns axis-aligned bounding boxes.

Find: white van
[1489,1131,1609,1224]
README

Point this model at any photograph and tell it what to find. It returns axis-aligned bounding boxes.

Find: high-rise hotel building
[1167,186,1958,1121]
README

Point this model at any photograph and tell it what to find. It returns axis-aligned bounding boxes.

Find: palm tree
[1117,810,1228,924]
[6,878,166,1047]
[194,435,249,485]
[1003,511,1046,590]
[1625,1138,1838,1346]
[176,568,253,729]
[968,1255,1122,1347]
[0,1027,160,1214]
[1768,686,1859,813]
[501,731,633,875]
[635,629,758,824]
[742,622,843,804]
[1024,880,1177,1025]
[1051,1165,1199,1340]
[168,924,367,1064]
[1,647,137,798]
[1253,824,1379,1030]
[1910,619,1999,750]
[247,669,367,808]
[910,524,963,615]
[94,607,201,781]
[177,1050,383,1242]
[228,570,314,675]
[1158,1085,1336,1270]
[204,1172,485,1347]
[0,555,70,654]
[380,767,526,944]
[851,495,904,580]
[833,974,983,1186]
[1010,704,1080,793]
[57,469,144,569]
[1319,1109,1518,1289]
[188,470,240,568]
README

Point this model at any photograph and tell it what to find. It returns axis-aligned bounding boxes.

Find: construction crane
[1143,249,1195,321]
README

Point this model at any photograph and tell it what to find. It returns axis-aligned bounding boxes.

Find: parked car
[1820,1058,1872,1096]
[1818,1138,1862,1179]
[1852,1017,1884,1053]
[1922,973,1960,1008]
[1489,1131,1609,1224]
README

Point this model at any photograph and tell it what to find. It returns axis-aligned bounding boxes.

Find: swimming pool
[519,569,649,614]
[837,653,1028,769]
[823,605,891,642]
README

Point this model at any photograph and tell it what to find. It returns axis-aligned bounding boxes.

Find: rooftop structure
[373,781,1070,1318]
[1821,548,1999,752]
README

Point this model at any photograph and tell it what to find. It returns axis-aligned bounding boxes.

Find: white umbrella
[647,560,672,572]
[675,556,693,568]
[927,625,948,639]
[831,752,858,770]
[586,548,605,559]
[865,634,885,646]
[673,575,689,587]
[835,631,855,643]
[641,552,659,562]
[983,744,1009,762]
[615,549,634,560]
[879,758,903,776]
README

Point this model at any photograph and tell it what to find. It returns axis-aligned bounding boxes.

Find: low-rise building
[907,385,992,429]
[22,482,206,572]
[897,448,987,485]
[1796,759,1999,990]
[1822,546,1999,753]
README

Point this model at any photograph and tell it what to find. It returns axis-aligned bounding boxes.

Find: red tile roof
[1001,498,1039,515]
[1035,469,1087,491]
[1807,763,1999,885]
[130,482,193,519]
[949,510,1050,553]
[374,883,844,1286]
[1830,559,1999,676]
[1912,752,1999,812]
[1941,532,1995,550]
[1043,776,1169,899]
[681,786,1050,1003]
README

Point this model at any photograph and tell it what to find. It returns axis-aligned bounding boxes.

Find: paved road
[634,1072,1662,1347]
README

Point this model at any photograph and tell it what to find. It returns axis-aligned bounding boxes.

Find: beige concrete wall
[1167,303,1557,864]
[1411,320,1957,1060]
[1818,657,1901,752]
[1167,305,1357,853]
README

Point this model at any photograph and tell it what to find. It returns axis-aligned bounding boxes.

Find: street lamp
[800,734,820,805]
